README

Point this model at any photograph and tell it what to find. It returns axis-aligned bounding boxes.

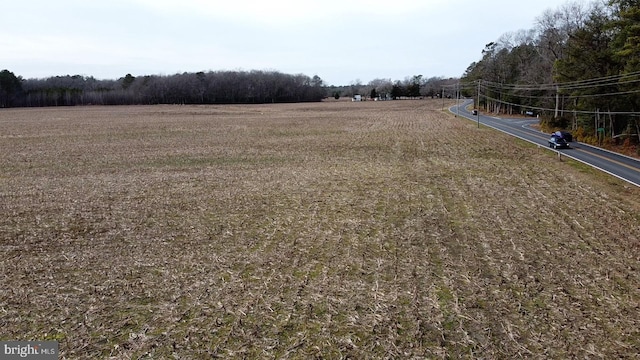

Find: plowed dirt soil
[1,100,639,358]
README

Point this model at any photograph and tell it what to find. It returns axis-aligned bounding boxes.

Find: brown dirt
[1,100,639,358]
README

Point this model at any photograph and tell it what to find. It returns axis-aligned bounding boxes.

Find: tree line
[461,0,640,147]
[328,75,459,101]
[0,67,459,108]
[0,70,327,107]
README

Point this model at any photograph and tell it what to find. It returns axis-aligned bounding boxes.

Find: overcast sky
[1,0,573,85]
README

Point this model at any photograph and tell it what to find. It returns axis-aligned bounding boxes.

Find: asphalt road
[449,100,640,188]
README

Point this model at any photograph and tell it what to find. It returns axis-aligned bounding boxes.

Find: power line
[481,70,640,91]
[444,73,640,115]
[480,93,640,115]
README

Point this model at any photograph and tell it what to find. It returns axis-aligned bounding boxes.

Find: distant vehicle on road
[472,109,478,115]
[549,135,570,149]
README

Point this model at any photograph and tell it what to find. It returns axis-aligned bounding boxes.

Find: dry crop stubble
[1,101,639,358]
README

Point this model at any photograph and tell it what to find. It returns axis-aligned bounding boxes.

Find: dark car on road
[549,135,570,149]
[554,130,573,142]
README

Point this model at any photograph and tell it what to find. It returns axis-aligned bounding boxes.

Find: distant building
[352,94,362,102]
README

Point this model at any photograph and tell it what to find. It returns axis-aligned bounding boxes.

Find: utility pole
[456,83,459,117]
[555,85,560,118]
[477,80,481,128]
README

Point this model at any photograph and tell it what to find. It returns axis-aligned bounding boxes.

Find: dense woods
[0,67,457,107]
[0,70,327,107]
[0,68,458,107]
[461,0,640,147]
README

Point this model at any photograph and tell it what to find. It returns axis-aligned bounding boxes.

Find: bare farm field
[1,100,639,358]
